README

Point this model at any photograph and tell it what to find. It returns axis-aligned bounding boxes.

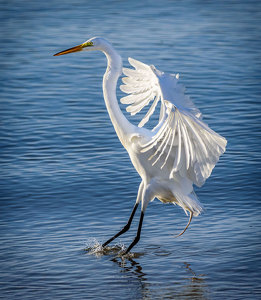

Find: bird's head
[53,37,109,56]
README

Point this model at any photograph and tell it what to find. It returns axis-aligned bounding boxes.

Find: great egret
[54,37,227,254]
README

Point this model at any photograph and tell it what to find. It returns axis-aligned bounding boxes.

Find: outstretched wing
[120,58,163,128]
[140,102,226,186]
[121,57,227,186]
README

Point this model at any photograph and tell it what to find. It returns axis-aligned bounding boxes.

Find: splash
[84,238,126,257]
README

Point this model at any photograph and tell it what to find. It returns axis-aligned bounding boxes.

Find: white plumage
[120,57,226,213]
[54,37,227,254]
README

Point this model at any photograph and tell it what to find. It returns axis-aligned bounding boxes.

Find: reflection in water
[112,256,209,299]
[86,242,209,299]
[112,255,146,278]
[181,262,208,299]
[111,256,150,298]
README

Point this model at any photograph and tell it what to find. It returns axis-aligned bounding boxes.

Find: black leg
[102,202,139,248]
[124,211,144,254]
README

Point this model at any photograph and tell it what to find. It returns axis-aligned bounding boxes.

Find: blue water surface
[0,0,260,299]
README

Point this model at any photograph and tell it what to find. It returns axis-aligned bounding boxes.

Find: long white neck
[101,43,135,146]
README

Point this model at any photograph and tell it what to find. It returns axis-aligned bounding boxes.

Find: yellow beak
[53,44,84,56]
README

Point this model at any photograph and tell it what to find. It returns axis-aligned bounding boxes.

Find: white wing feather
[120,58,162,127]
[121,57,227,186]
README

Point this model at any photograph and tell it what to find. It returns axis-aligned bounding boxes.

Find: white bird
[54,37,227,254]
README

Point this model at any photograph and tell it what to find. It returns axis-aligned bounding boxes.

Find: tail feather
[174,190,203,216]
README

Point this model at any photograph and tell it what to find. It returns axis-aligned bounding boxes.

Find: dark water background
[1,0,261,299]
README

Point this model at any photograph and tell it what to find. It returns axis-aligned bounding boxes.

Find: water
[1,0,260,299]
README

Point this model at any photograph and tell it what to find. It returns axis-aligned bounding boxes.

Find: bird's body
[54,37,227,254]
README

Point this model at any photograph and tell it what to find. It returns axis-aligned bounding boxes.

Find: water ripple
[1,0,261,299]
